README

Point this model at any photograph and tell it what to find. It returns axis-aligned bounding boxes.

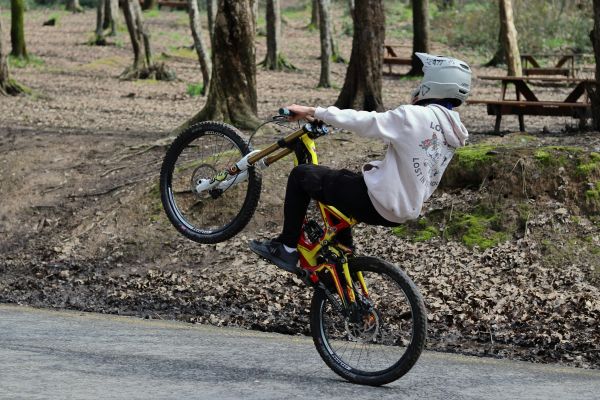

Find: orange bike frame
[246,123,367,308]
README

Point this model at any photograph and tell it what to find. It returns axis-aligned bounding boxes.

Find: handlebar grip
[278,107,296,117]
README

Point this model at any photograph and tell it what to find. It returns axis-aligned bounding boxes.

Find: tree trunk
[0,8,25,95]
[207,0,216,41]
[95,0,111,45]
[347,0,354,13]
[66,0,84,13]
[10,0,28,60]
[263,0,280,69]
[122,0,146,73]
[590,0,600,130]
[317,0,331,87]
[261,0,294,70]
[485,22,506,67]
[95,0,106,44]
[309,0,319,28]
[334,0,385,111]
[499,0,522,76]
[407,0,429,76]
[121,0,173,80]
[188,0,211,95]
[105,0,118,36]
[182,0,260,130]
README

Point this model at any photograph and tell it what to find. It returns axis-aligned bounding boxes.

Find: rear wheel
[160,122,262,243]
[310,256,427,386]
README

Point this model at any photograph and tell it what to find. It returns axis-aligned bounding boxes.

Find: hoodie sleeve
[314,106,408,144]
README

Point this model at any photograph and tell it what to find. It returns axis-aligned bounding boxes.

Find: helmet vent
[459,63,470,70]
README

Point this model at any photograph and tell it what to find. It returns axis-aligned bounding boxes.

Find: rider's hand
[286,104,316,122]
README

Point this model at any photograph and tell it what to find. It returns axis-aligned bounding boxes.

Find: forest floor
[1,9,599,370]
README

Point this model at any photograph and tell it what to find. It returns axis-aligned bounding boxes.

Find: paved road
[1,304,599,400]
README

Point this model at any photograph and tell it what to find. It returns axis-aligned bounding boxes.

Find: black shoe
[249,239,300,274]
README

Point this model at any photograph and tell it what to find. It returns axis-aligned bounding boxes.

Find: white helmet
[411,52,472,107]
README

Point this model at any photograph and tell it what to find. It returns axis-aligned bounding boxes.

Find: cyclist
[250,52,472,273]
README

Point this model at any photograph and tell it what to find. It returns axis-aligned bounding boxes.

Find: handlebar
[278,107,295,118]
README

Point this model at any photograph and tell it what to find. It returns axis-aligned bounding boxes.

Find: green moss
[414,226,440,242]
[8,55,44,68]
[166,47,196,60]
[186,83,204,97]
[585,182,600,201]
[454,144,497,170]
[391,219,440,242]
[448,210,508,249]
[534,149,551,165]
[577,152,600,177]
[144,9,160,18]
[391,225,409,238]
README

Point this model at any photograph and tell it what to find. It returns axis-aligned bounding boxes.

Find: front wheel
[160,122,262,243]
[310,256,427,386]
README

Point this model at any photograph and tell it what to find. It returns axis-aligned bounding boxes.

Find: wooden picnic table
[520,54,575,77]
[467,75,594,133]
[383,45,412,74]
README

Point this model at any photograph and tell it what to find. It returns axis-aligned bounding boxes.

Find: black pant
[276,164,398,248]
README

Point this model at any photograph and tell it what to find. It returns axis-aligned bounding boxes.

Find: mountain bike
[159,109,427,386]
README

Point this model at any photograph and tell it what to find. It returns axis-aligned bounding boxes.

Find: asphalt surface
[1,304,599,400]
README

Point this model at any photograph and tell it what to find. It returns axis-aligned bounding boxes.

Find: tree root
[0,78,30,96]
[258,54,298,72]
[119,62,176,81]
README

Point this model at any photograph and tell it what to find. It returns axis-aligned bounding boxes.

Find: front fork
[322,251,369,320]
[193,150,266,194]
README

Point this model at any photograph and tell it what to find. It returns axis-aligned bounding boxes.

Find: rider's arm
[314,106,407,143]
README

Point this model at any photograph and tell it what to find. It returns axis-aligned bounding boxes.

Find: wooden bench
[158,0,188,9]
[383,45,412,74]
[467,76,594,133]
[520,54,575,77]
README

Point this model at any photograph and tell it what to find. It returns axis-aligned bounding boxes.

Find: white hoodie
[314,104,468,223]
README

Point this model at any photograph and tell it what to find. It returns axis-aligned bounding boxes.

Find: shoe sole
[249,243,301,274]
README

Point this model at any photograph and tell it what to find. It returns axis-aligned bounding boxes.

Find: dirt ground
[1,9,599,370]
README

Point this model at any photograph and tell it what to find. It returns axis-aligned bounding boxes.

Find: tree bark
[188,0,211,94]
[261,0,294,70]
[317,0,331,87]
[207,0,217,41]
[263,0,281,69]
[105,0,118,36]
[0,8,25,95]
[499,0,522,76]
[407,0,429,76]
[182,0,260,130]
[334,0,385,111]
[310,0,319,28]
[485,22,507,67]
[122,0,146,73]
[66,0,84,13]
[10,0,28,60]
[591,0,600,130]
[95,0,112,45]
[121,0,173,80]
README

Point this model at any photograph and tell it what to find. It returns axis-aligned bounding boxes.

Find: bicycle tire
[310,256,427,386]
[160,122,262,243]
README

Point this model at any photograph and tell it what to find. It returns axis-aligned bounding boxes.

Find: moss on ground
[454,144,498,170]
[577,152,600,177]
[392,207,512,249]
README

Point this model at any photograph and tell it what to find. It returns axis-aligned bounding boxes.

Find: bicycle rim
[161,123,261,243]
[311,257,427,385]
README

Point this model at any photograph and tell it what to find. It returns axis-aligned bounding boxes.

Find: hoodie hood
[428,104,469,147]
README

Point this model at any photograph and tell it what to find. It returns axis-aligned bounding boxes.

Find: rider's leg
[250,165,396,272]
[277,164,397,247]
